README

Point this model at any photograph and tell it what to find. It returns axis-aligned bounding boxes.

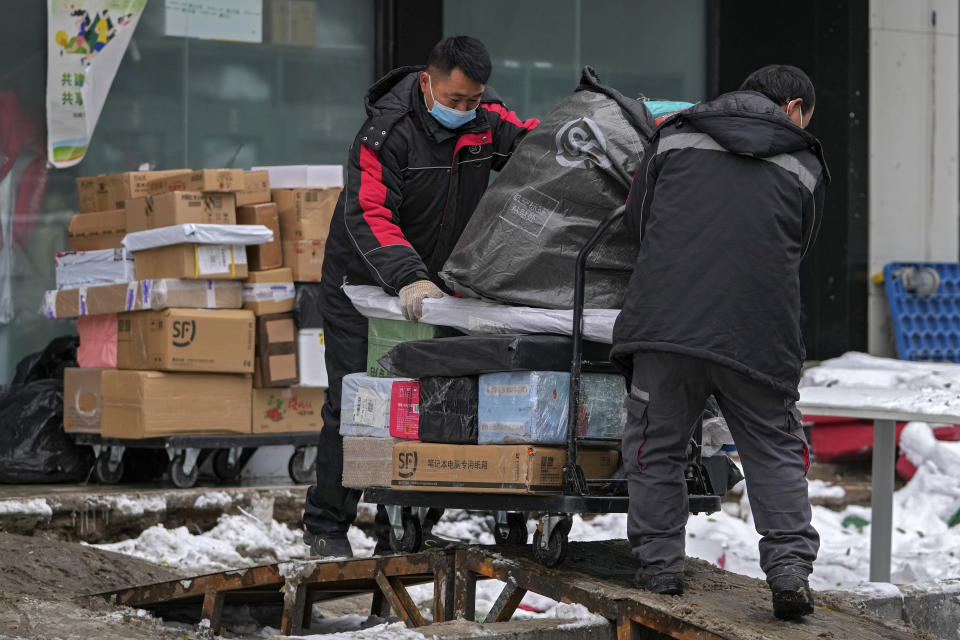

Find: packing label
[389,381,420,438]
[354,386,388,427]
[481,421,525,434]
[242,282,296,302]
[196,245,247,276]
[498,186,558,238]
[485,384,530,396]
[468,316,509,334]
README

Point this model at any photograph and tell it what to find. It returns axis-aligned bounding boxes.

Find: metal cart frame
[71,432,320,488]
[364,206,722,566]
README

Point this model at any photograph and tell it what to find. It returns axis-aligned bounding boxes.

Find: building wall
[868,0,959,356]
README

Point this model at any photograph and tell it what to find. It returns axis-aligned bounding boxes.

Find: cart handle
[563,205,627,495]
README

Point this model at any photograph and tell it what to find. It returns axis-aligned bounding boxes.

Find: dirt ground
[0,531,200,640]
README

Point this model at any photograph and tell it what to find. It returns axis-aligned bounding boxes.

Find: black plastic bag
[13,335,78,384]
[378,334,613,378]
[294,283,324,329]
[0,380,93,483]
[418,376,479,444]
[440,67,657,309]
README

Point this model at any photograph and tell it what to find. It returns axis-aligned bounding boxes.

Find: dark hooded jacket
[611,91,830,399]
[320,66,538,322]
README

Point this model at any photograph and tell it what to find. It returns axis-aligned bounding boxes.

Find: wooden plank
[374,570,425,628]
[200,591,224,633]
[279,582,307,635]
[431,552,456,623]
[389,576,426,628]
[453,550,477,622]
[483,580,527,624]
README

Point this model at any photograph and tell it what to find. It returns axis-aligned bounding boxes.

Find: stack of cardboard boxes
[52,167,337,446]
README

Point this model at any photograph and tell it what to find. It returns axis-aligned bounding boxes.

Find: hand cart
[364,206,723,567]
[70,432,320,488]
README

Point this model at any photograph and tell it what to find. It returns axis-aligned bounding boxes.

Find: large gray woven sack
[440,67,656,309]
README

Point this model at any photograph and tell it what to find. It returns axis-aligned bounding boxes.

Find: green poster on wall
[46,0,147,168]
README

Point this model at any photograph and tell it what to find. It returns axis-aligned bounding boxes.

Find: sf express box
[63,368,104,434]
[243,268,295,315]
[146,169,245,194]
[77,169,190,212]
[133,244,249,280]
[236,171,271,207]
[343,436,399,489]
[282,239,325,282]
[117,308,255,374]
[237,203,282,271]
[272,188,340,240]
[125,191,236,233]
[391,443,620,494]
[67,209,126,251]
[251,386,324,433]
[100,370,252,438]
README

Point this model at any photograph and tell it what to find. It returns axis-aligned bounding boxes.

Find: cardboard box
[391,443,620,494]
[343,436,399,489]
[64,368,104,433]
[298,328,327,386]
[76,176,107,213]
[101,169,192,210]
[133,244,249,280]
[67,209,126,251]
[254,352,299,387]
[257,312,296,354]
[117,308,255,373]
[147,169,245,194]
[267,0,318,47]
[236,171,271,207]
[243,268,295,316]
[43,280,242,319]
[272,188,340,240]
[282,239,325,282]
[125,192,236,233]
[252,386,324,433]
[237,203,282,271]
[100,370,252,438]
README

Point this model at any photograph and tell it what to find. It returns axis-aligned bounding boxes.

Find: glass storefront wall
[0,0,375,381]
[443,0,707,120]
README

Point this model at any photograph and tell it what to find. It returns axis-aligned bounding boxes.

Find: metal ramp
[100,542,932,639]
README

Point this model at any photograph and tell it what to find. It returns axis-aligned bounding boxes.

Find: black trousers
[302,285,440,541]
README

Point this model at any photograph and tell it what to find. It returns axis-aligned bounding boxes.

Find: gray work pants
[623,352,819,582]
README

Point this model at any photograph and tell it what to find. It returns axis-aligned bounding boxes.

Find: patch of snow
[85,494,167,517]
[807,479,846,499]
[0,498,52,517]
[193,491,233,509]
[277,621,427,640]
[844,582,903,599]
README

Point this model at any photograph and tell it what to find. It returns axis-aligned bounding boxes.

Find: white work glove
[399,280,444,321]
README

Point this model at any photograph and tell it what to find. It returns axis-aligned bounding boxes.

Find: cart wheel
[213,449,243,482]
[288,447,316,484]
[169,454,199,489]
[389,512,423,554]
[533,519,571,567]
[494,513,528,546]
[94,453,124,484]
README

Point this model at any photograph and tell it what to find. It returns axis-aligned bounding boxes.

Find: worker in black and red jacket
[301,36,538,558]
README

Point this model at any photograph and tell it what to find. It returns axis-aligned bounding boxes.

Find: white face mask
[425,75,478,129]
[788,98,803,128]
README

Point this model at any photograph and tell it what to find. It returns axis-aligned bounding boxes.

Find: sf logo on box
[172,320,197,347]
[397,451,418,478]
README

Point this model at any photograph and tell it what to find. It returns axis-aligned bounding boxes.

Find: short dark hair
[739,64,816,110]
[426,36,492,84]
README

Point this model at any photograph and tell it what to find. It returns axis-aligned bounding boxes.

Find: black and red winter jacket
[321,66,539,298]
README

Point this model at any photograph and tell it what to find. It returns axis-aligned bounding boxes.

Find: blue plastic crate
[883,262,960,361]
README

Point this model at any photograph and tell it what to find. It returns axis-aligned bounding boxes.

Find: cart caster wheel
[533,520,571,568]
[169,454,199,489]
[389,512,423,554]
[494,513,528,546]
[288,447,315,484]
[94,453,124,484]
[213,449,242,482]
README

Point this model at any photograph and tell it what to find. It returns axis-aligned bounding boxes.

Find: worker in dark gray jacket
[611,65,830,620]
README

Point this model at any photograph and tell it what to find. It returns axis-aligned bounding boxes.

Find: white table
[797,385,960,583]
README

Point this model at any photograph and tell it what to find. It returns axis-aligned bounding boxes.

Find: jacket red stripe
[358,145,412,248]
[453,130,492,158]
[482,103,540,130]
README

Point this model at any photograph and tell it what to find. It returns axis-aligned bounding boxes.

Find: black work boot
[303,531,354,559]
[634,569,685,596]
[769,574,815,620]
[372,537,392,556]
[421,530,457,550]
